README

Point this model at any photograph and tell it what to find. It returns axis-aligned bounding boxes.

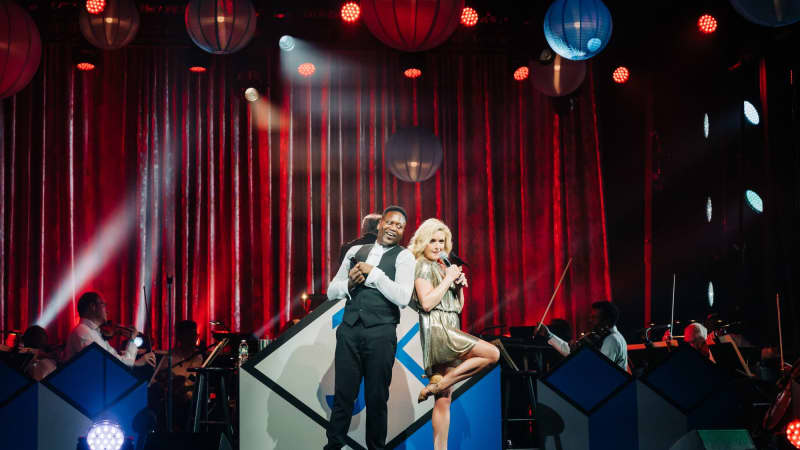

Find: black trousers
[325,321,397,450]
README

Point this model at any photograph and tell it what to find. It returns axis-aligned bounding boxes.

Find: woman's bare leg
[431,368,454,450]
[428,339,499,393]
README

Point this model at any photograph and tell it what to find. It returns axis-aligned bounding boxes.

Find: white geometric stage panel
[38,383,93,450]
[242,299,467,450]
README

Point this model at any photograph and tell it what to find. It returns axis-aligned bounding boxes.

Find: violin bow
[777,293,785,374]
[536,258,573,334]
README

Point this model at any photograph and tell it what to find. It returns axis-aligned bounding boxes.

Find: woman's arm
[414,264,461,312]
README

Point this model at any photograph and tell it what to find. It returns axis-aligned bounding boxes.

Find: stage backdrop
[0,43,611,345]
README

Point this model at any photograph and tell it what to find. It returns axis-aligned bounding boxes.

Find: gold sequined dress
[412,258,478,377]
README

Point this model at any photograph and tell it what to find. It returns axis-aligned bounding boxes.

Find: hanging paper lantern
[531,49,586,97]
[79,0,139,50]
[543,0,613,61]
[0,1,42,99]
[185,0,257,55]
[361,0,464,52]
[385,127,443,183]
[729,0,800,27]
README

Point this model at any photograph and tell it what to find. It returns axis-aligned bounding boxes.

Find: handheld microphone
[438,251,452,266]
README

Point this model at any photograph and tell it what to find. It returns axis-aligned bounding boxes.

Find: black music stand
[710,336,754,378]
[626,340,679,376]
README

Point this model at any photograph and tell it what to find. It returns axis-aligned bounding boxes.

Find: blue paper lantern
[543,0,613,61]
[729,0,800,27]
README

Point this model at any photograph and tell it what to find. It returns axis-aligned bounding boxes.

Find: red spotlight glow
[461,7,479,27]
[298,63,316,78]
[513,66,529,81]
[189,66,207,73]
[76,62,96,71]
[698,14,717,34]
[341,2,361,23]
[86,0,105,14]
[612,66,630,84]
[404,68,422,79]
[787,420,800,448]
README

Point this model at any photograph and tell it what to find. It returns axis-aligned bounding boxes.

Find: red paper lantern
[361,0,464,52]
[79,0,140,50]
[185,0,257,55]
[0,1,42,99]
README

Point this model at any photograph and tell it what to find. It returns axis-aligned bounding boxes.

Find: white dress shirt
[547,325,629,371]
[62,318,138,367]
[327,243,415,308]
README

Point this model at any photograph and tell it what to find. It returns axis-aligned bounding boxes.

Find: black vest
[343,244,403,327]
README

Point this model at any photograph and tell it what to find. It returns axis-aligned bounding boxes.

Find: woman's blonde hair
[408,218,453,260]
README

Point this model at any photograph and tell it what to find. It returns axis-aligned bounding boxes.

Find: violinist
[537,301,629,371]
[155,320,203,391]
[21,325,57,380]
[150,320,203,431]
[62,292,156,367]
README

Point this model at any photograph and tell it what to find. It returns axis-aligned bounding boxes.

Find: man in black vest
[325,206,415,450]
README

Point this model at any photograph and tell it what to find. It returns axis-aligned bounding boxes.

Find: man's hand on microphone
[348,267,366,289]
[355,262,374,275]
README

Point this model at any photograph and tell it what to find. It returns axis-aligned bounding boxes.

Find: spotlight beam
[36,205,135,327]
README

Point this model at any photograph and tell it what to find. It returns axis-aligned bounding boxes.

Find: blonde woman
[409,218,499,450]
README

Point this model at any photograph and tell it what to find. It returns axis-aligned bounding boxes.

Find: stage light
[698,14,717,34]
[77,62,96,71]
[461,7,479,27]
[341,2,360,23]
[612,66,629,84]
[703,113,709,138]
[244,87,259,102]
[74,47,98,72]
[787,420,800,448]
[707,281,714,307]
[279,35,295,52]
[706,196,712,223]
[743,100,759,125]
[298,62,316,78]
[513,66,529,81]
[404,68,422,79]
[86,0,105,14]
[189,66,207,73]
[86,420,125,450]
[745,189,763,213]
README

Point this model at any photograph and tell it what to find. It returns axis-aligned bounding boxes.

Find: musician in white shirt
[538,301,629,371]
[62,292,155,367]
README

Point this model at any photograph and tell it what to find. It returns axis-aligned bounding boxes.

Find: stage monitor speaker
[668,429,755,450]
[143,432,232,450]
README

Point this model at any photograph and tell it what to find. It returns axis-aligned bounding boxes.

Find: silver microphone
[438,251,452,266]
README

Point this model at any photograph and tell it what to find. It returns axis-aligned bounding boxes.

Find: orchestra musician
[149,320,204,431]
[538,301,629,371]
[62,292,156,367]
[20,325,57,380]
[684,322,715,363]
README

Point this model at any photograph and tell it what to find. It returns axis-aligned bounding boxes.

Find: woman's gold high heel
[417,382,442,403]
[418,373,444,402]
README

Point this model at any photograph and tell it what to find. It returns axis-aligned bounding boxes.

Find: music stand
[626,340,679,375]
[710,335,754,377]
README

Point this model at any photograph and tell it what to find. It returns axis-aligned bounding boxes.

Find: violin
[100,321,140,340]
[573,325,612,351]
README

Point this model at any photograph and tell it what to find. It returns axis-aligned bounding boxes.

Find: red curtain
[1,43,611,346]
